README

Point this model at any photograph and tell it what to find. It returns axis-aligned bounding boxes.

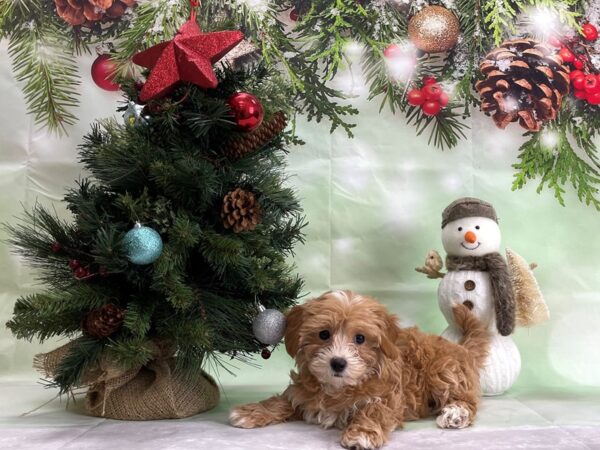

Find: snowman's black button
[464,280,476,291]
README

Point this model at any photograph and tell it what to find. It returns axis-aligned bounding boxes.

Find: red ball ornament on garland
[407,89,425,106]
[91,54,120,92]
[68,259,80,270]
[228,92,264,132]
[51,241,62,253]
[422,100,442,116]
[582,23,599,42]
[261,348,272,359]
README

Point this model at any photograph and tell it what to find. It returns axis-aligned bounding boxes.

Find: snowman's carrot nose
[464,231,477,243]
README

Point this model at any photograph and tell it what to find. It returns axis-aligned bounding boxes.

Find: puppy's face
[285,291,400,390]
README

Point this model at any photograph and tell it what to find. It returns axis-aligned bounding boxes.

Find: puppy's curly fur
[230,291,489,449]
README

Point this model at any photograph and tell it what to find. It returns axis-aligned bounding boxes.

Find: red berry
[51,241,62,253]
[407,89,425,106]
[383,43,402,59]
[584,74,600,93]
[438,91,450,107]
[548,36,562,47]
[289,8,299,21]
[559,47,575,63]
[68,259,80,270]
[261,348,272,359]
[422,101,442,116]
[582,23,599,41]
[587,91,600,105]
[422,83,442,101]
[574,59,584,70]
[572,74,586,91]
[574,89,588,100]
[74,267,88,279]
[570,69,585,80]
[423,76,437,85]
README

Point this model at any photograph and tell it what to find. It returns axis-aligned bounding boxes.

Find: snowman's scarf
[446,253,515,336]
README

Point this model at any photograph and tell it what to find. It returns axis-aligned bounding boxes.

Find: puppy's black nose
[330,357,347,373]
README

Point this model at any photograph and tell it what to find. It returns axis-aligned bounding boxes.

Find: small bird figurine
[415,250,445,279]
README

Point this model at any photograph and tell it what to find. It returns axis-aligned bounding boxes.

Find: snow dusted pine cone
[476,39,571,132]
[55,0,136,26]
[82,304,125,338]
[221,188,263,233]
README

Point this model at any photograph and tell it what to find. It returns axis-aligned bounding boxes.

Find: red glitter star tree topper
[132,19,243,102]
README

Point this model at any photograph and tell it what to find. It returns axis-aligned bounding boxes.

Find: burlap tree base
[35,340,220,420]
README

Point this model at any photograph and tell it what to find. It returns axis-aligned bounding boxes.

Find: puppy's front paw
[340,425,385,450]
[436,404,471,429]
[229,403,267,429]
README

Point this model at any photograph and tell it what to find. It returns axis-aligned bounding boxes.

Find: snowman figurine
[416,197,549,396]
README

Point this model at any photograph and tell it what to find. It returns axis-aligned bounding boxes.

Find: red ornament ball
[383,43,402,59]
[407,89,425,106]
[228,92,264,132]
[582,23,599,41]
[559,47,575,63]
[584,74,600,93]
[423,75,437,85]
[570,69,585,80]
[422,83,442,101]
[422,100,442,116]
[51,241,62,253]
[289,8,299,21]
[261,348,272,359]
[573,59,584,70]
[438,91,450,107]
[588,91,600,105]
[572,74,586,91]
[91,54,120,92]
[574,89,587,100]
[68,259,80,270]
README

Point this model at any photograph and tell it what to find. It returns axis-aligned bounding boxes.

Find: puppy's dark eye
[354,334,365,344]
[458,227,463,231]
[475,225,480,230]
[319,330,330,340]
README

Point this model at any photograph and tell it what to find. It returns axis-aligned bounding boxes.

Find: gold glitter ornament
[408,6,460,53]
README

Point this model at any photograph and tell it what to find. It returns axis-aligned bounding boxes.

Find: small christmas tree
[5,35,304,417]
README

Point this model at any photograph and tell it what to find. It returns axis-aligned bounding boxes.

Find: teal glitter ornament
[124,223,163,265]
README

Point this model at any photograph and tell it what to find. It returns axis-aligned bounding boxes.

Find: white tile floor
[1,381,599,450]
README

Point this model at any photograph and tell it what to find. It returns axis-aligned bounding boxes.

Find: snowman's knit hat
[442,197,498,228]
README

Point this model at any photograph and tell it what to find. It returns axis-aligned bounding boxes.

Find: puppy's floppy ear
[379,313,401,360]
[284,304,304,357]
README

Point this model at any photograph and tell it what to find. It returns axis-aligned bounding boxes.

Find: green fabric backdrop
[1,47,599,391]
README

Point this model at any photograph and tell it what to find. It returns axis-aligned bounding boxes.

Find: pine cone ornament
[476,39,570,132]
[222,111,288,160]
[221,188,263,233]
[82,304,125,338]
[54,0,136,26]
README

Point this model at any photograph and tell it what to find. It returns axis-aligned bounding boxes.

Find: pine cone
[476,39,570,132]
[221,188,263,233]
[222,111,288,160]
[82,304,125,338]
[54,0,136,26]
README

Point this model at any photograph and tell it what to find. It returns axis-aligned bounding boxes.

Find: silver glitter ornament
[252,305,286,345]
[124,223,163,265]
